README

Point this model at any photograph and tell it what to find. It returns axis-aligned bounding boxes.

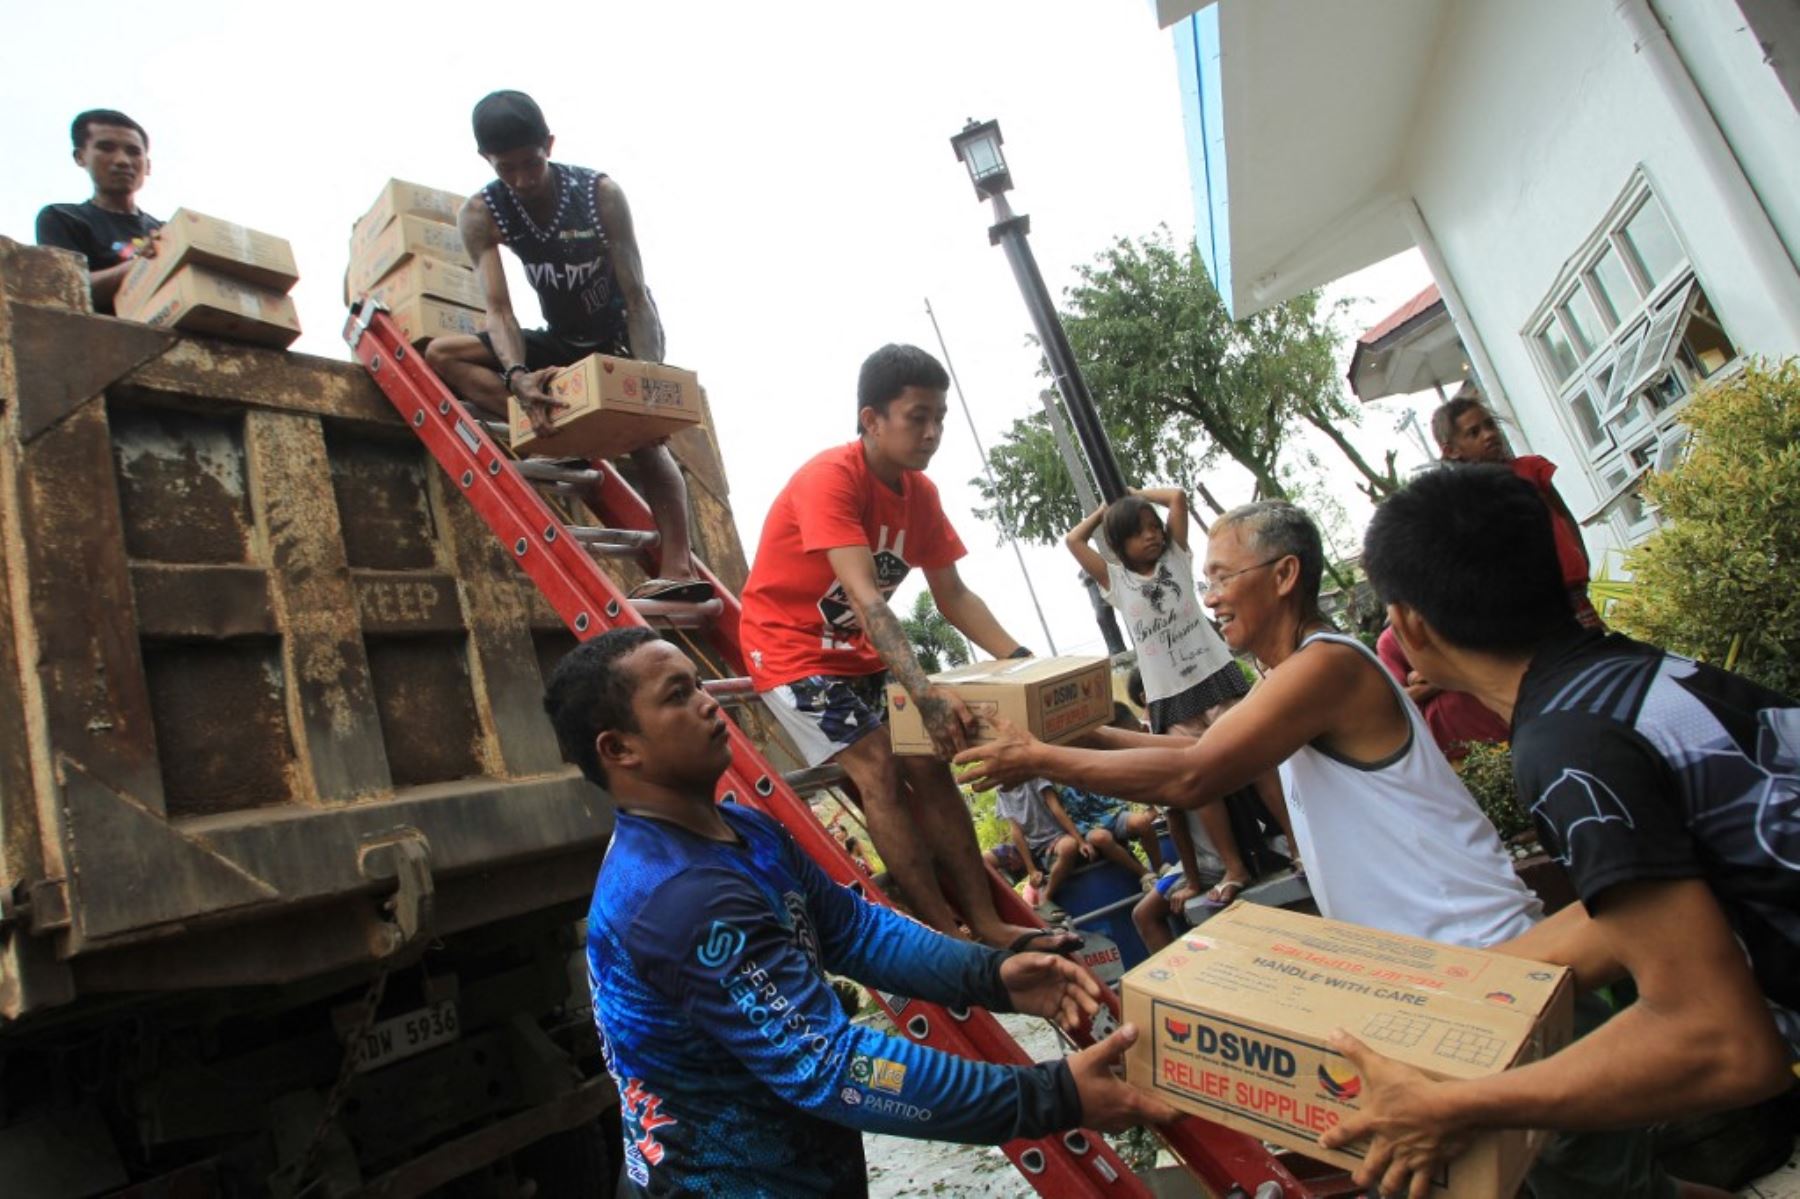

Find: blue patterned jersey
[587,803,1081,1196]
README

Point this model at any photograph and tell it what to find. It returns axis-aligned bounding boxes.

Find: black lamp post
[950,118,1128,504]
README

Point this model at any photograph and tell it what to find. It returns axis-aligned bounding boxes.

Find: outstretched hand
[921,684,976,759]
[1317,1030,1469,1199]
[999,952,1102,1034]
[952,717,1041,792]
[1065,1023,1180,1133]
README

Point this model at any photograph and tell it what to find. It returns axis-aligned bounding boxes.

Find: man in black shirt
[424,90,709,603]
[36,109,162,315]
[1321,464,1795,1198]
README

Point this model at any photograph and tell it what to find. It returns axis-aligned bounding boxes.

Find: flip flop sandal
[1006,929,1086,957]
[630,578,716,604]
[1203,878,1248,907]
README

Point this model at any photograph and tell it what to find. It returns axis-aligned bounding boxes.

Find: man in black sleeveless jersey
[426,90,710,603]
[36,109,163,315]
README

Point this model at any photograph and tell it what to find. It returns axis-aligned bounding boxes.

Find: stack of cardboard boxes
[115,209,302,348]
[345,179,483,346]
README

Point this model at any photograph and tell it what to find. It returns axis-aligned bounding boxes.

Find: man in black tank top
[425,90,709,602]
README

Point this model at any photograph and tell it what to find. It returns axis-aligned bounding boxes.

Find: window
[1622,200,1682,287]
[1588,247,1637,324]
[1523,178,1739,546]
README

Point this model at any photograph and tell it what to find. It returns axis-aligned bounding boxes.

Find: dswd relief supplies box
[117,209,299,315]
[347,215,469,297]
[128,264,302,348]
[382,296,483,347]
[1123,903,1574,1199]
[365,254,486,312]
[351,179,465,257]
[507,354,703,459]
[887,656,1112,756]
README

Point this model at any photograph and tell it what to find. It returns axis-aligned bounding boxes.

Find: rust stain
[111,406,251,564]
[141,640,296,816]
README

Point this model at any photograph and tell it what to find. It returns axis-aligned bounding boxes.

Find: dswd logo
[1193,1025,1298,1077]
[1318,1062,1362,1100]
[1164,1018,1193,1045]
[696,921,747,968]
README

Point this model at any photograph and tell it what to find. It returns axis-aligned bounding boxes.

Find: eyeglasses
[1201,558,1284,597]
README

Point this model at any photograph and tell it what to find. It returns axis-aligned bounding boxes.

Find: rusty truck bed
[0,237,776,1021]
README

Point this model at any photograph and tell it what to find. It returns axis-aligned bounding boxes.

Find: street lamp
[949,118,1128,503]
[949,119,1011,199]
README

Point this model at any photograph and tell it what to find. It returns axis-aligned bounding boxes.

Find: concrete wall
[1656,0,1800,269]
[1399,0,1800,559]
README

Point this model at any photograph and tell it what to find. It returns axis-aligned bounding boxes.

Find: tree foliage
[1610,359,1800,696]
[899,590,971,675]
[974,228,1398,545]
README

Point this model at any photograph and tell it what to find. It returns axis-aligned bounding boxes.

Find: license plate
[348,999,460,1073]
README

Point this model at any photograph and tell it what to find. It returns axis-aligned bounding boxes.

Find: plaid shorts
[761,672,889,767]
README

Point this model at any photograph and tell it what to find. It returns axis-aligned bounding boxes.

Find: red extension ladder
[344,301,1356,1199]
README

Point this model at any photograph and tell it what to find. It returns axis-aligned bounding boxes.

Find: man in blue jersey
[544,627,1174,1196]
[426,90,708,603]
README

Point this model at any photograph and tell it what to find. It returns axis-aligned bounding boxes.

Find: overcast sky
[1,0,1439,657]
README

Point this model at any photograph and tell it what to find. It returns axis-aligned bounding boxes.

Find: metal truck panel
[0,239,763,1019]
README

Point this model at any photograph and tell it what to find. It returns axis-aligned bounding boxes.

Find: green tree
[1611,359,1800,696]
[899,591,970,675]
[974,228,1399,547]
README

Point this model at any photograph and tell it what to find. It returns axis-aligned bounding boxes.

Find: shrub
[1611,360,1800,697]
[965,785,1011,851]
[1455,741,1531,844]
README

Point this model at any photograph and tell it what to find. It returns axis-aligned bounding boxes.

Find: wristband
[501,364,528,392]
[1007,646,1033,660]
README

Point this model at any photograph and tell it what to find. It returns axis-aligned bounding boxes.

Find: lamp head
[951,118,1012,200]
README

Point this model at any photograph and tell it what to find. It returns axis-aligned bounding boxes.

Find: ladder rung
[701,676,756,699]
[630,597,722,628]
[478,419,510,439]
[515,460,602,486]
[566,526,659,558]
[782,763,847,796]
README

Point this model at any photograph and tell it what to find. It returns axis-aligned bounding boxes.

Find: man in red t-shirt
[1375,626,1509,760]
[1432,397,1602,628]
[740,344,1079,954]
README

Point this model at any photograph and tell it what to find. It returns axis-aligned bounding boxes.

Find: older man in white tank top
[960,502,1538,947]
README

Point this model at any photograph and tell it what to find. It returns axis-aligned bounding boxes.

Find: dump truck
[0,237,792,1197]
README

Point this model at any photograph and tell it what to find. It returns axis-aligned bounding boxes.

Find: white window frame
[1521,173,1740,546]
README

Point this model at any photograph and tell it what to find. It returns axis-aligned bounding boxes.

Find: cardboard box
[351,178,465,256]
[886,655,1112,756]
[508,354,703,459]
[383,295,484,346]
[366,253,486,311]
[126,263,302,348]
[1123,903,1574,1198]
[117,208,299,314]
[347,214,468,297]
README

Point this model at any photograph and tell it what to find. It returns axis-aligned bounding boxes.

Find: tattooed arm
[825,546,975,758]
[594,176,665,363]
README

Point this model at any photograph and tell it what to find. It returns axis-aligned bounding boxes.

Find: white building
[1157,0,1800,557]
